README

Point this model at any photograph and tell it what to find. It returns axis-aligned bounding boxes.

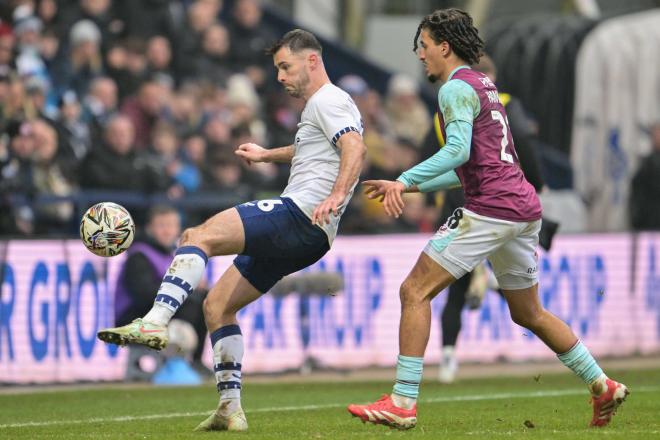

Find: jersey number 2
[491,110,514,164]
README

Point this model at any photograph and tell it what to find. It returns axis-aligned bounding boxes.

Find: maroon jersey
[438,68,542,222]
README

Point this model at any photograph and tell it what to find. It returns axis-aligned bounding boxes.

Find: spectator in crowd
[204,148,249,195]
[203,113,232,156]
[114,204,210,380]
[226,73,266,144]
[50,19,103,98]
[149,122,201,198]
[146,35,175,86]
[384,73,431,147]
[54,89,91,175]
[167,85,208,139]
[13,15,47,78]
[79,114,164,192]
[82,75,117,141]
[190,23,234,86]
[114,0,178,42]
[105,37,149,100]
[182,134,208,173]
[22,75,50,120]
[228,0,275,90]
[120,79,166,149]
[36,0,61,32]
[264,88,303,148]
[177,0,221,79]
[630,122,660,230]
[0,120,36,235]
[1,74,28,128]
[0,22,16,77]
[31,118,76,232]
[59,0,123,52]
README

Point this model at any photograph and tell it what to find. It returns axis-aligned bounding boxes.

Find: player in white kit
[97,29,367,432]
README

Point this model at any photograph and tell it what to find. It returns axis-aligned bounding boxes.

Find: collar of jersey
[448,65,471,81]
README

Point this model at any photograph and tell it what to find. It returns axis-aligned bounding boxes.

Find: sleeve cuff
[396,175,413,189]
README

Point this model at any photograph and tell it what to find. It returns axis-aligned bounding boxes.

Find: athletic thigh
[184,207,245,257]
[488,219,541,290]
[402,252,457,301]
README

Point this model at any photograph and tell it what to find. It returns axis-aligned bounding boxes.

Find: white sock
[143,246,208,326]
[588,373,609,396]
[391,393,416,410]
[210,324,244,414]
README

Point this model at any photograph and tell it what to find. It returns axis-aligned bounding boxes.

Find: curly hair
[413,9,484,65]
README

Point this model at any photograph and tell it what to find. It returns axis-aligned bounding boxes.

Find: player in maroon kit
[347,8,628,430]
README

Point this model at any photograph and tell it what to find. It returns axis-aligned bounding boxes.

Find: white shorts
[423,208,541,290]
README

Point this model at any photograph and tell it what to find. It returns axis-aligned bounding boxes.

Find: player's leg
[348,253,455,429]
[439,271,471,383]
[349,208,506,429]
[491,220,628,427]
[97,207,245,349]
[502,285,629,426]
[196,197,330,431]
[194,265,261,432]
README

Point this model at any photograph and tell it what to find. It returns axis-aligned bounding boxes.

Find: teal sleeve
[417,170,461,192]
[438,79,480,124]
[397,120,473,188]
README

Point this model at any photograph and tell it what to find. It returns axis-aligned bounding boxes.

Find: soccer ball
[80,202,135,257]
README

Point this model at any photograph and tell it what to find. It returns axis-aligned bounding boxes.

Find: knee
[180,226,201,247]
[399,279,428,308]
[202,296,215,319]
[203,295,235,322]
[510,309,544,330]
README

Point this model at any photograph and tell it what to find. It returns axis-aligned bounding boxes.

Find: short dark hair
[413,9,484,65]
[266,29,322,56]
[146,204,179,224]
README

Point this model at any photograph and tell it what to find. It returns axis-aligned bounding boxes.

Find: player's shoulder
[438,77,479,104]
[439,77,476,95]
[310,83,354,108]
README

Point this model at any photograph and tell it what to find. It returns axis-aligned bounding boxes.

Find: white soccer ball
[80,202,135,257]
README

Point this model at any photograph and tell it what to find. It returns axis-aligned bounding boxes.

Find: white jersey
[281,83,363,244]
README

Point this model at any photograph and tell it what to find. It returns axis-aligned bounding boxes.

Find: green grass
[1,368,659,439]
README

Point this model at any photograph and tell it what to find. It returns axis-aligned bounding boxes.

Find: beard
[285,86,303,98]
[285,70,310,98]
[427,73,438,83]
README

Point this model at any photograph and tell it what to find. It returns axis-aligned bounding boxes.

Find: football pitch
[2,367,659,440]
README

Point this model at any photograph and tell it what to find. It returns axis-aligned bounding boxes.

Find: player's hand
[363,179,391,202]
[363,180,406,218]
[235,143,267,165]
[312,192,345,226]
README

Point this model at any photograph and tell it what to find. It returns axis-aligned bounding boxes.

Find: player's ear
[308,51,320,69]
[440,41,450,57]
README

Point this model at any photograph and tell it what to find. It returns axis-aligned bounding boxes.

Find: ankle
[588,374,608,396]
[391,393,416,410]
[143,303,173,326]
[217,397,241,415]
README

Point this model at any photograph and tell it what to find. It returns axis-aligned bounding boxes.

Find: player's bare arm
[312,131,366,225]
[235,143,294,165]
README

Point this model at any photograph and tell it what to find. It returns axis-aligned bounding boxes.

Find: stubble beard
[287,71,310,99]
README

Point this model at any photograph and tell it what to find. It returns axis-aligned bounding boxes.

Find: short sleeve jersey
[281,83,363,244]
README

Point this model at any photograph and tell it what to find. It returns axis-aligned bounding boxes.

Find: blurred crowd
[0,0,442,236]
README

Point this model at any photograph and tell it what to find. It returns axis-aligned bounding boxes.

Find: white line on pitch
[1,386,656,429]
